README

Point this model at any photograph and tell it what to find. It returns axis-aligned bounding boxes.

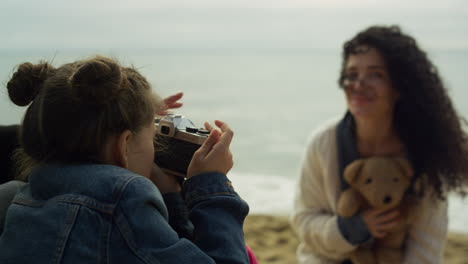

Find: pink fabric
[246,245,258,264]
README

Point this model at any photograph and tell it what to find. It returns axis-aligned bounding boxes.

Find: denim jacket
[0,163,250,264]
[0,181,26,235]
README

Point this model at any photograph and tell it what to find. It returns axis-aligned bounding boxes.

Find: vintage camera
[154,114,209,177]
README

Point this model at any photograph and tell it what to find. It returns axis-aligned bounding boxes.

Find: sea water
[1,49,467,233]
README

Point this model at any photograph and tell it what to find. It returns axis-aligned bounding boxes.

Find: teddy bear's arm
[337,189,364,217]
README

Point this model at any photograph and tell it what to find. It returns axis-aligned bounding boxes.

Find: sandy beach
[244,214,468,264]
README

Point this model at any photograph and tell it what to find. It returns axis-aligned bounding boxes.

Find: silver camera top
[155,114,208,145]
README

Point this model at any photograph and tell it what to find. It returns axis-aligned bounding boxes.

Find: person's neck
[354,115,402,156]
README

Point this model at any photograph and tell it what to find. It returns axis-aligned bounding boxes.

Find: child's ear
[114,130,132,168]
[344,159,365,185]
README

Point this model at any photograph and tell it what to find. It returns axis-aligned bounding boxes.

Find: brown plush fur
[337,157,414,264]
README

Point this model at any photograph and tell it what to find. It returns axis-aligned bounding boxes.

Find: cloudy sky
[4,0,463,9]
[1,0,467,51]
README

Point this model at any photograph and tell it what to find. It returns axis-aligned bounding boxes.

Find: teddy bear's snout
[383,195,392,204]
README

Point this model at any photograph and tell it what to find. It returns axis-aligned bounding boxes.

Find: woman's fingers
[376,219,399,231]
[372,219,399,239]
[363,208,400,239]
[373,231,388,239]
[375,210,400,225]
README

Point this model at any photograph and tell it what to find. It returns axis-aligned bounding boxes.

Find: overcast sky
[1,0,467,51]
[3,0,463,9]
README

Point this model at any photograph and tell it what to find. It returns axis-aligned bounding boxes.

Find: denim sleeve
[115,173,249,264]
[182,173,250,263]
[162,192,194,240]
[337,215,373,245]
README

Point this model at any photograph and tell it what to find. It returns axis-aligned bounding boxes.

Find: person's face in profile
[342,46,399,120]
[126,120,156,179]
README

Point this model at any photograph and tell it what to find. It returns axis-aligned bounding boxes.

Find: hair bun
[70,57,123,104]
[7,62,55,106]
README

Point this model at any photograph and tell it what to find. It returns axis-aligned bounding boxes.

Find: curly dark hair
[338,25,468,199]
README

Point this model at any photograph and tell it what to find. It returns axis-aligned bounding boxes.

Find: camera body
[154,114,208,177]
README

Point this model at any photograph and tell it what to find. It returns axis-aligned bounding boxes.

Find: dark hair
[339,25,468,199]
[7,56,161,172]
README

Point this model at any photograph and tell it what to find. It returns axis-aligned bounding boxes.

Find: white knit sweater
[290,119,448,264]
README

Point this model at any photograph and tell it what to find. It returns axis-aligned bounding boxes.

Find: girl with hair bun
[0,56,251,264]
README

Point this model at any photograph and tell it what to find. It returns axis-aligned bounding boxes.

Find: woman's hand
[149,163,182,194]
[361,208,400,239]
[157,92,184,116]
[187,120,234,178]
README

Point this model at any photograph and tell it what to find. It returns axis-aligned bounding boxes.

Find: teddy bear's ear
[393,158,414,179]
[344,159,365,184]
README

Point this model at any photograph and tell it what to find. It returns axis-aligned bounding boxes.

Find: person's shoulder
[113,170,164,201]
[121,175,160,196]
[0,180,26,189]
[63,164,164,210]
[116,171,167,217]
[85,165,160,201]
[305,117,340,151]
[28,164,146,203]
[0,180,26,200]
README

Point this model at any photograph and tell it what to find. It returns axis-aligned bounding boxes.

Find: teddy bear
[337,157,415,264]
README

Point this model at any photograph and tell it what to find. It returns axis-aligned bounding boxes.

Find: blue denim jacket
[0,163,250,263]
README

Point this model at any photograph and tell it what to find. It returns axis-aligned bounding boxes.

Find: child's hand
[187,120,234,178]
[157,92,183,116]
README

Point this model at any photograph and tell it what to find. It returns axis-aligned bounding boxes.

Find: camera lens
[161,125,171,135]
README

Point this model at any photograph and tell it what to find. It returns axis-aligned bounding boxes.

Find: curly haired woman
[291,25,468,264]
